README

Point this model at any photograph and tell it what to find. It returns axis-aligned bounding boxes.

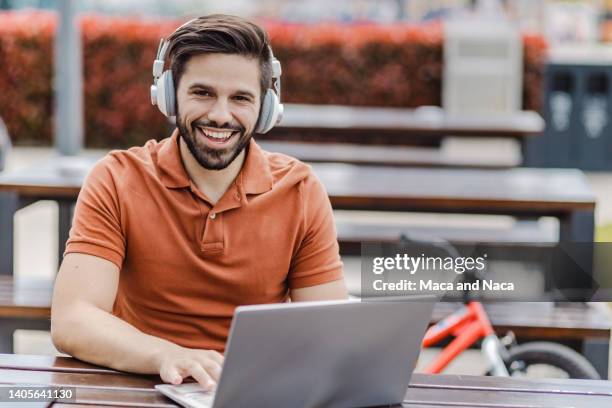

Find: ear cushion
[156,71,175,117]
[156,71,168,117]
[256,89,279,134]
[164,71,176,117]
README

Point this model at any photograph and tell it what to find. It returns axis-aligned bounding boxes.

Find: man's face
[175,53,261,170]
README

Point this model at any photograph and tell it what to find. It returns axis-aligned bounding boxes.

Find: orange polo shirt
[64,131,343,351]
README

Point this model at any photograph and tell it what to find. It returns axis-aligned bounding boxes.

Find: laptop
[156,297,435,408]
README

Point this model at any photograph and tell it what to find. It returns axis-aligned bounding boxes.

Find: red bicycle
[394,234,601,379]
[421,300,600,379]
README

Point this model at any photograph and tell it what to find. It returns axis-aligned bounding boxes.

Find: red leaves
[522,33,549,113]
[0,12,546,147]
[80,15,179,147]
[266,21,444,108]
[0,11,54,145]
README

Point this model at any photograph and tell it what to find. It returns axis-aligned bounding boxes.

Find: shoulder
[105,139,160,174]
[260,148,322,192]
[86,138,162,187]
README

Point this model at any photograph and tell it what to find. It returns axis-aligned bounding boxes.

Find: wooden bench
[0,276,52,352]
[266,104,544,149]
[258,140,519,169]
[431,302,612,342]
[258,104,541,168]
[335,220,557,255]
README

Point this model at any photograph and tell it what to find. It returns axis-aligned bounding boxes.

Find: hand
[157,347,224,391]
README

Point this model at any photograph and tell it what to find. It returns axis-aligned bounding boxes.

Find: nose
[207,99,233,128]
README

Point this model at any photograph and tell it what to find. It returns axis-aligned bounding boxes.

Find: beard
[176,113,252,171]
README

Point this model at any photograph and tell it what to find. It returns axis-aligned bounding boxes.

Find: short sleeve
[64,155,126,268]
[288,171,344,289]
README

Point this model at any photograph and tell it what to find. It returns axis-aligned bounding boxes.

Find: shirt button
[209,212,216,220]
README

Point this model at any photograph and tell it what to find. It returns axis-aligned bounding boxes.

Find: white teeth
[199,127,233,140]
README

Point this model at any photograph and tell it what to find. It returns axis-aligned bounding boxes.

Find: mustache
[191,120,244,133]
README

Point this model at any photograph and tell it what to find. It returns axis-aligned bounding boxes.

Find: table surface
[0,155,596,214]
[0,354,610,408]
[274,104,545,138]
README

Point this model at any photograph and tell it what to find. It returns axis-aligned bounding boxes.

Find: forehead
[180,53,260,95]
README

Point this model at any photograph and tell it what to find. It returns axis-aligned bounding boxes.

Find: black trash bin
[525,53,612,170]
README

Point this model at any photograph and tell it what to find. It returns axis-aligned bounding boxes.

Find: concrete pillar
[54,0,83,156]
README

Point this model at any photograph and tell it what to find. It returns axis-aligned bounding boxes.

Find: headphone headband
[150,21,283,133]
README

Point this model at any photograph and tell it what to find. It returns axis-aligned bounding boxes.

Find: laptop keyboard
[156,383,215,408]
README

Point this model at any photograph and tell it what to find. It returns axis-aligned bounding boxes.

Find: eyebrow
[187,82,257,99]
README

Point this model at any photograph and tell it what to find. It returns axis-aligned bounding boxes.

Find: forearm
[51,303,180,374]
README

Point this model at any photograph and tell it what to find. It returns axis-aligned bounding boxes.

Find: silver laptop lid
[212,298,435,408]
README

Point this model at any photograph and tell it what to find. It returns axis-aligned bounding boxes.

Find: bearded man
[51,14,347,391]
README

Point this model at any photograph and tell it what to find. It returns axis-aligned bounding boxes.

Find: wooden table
[0,157,596,276]
[0,354,610,407]
[269,104,545,145]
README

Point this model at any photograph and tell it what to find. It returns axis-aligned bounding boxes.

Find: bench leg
[583,338,609,379]
[559,209,595,242]
[558,210,596,297]
[0,319,52,353]
[57,200,73,269]
[0,191,18,276]
[0,329,13,353]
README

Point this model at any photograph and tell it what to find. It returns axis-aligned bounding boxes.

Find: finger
[160,364,183,385]
[204,350,225,365]
[196,358,223,383]
[185,363,216,391]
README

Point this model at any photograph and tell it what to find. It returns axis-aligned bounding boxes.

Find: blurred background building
[0,0,608,40]
[3,0,612,44]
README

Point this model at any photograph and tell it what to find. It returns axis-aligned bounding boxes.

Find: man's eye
[194,90,211,97]
[234,95,251,102]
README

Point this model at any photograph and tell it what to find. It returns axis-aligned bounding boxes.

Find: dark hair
[166,14,272,99]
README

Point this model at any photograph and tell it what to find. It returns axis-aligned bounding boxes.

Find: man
[51,14,347,391]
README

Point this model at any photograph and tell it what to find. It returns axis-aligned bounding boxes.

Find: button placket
[234,178,245,203]
[199,181,243,255]
[201,210,224,255]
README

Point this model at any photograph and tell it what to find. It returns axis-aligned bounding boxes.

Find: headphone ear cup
[155,71,175,117]
[255,89,273,133]
[164,71,176,118]
[256,89,279,134]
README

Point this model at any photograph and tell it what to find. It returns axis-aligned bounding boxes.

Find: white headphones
[150,23,283,134]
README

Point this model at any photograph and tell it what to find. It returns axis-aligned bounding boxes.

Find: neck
[179,137,246,204]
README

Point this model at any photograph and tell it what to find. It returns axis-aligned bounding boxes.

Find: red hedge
[0,12,55,146]
[0,11,547,147]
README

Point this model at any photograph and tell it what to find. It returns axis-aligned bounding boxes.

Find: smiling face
[175,53,261,170]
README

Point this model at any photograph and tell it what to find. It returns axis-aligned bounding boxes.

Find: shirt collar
[158,130,191,189]
[157,130,273,195]
[239,139,273,195]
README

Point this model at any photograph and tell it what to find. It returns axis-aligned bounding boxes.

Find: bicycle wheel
[503,342,601,380]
